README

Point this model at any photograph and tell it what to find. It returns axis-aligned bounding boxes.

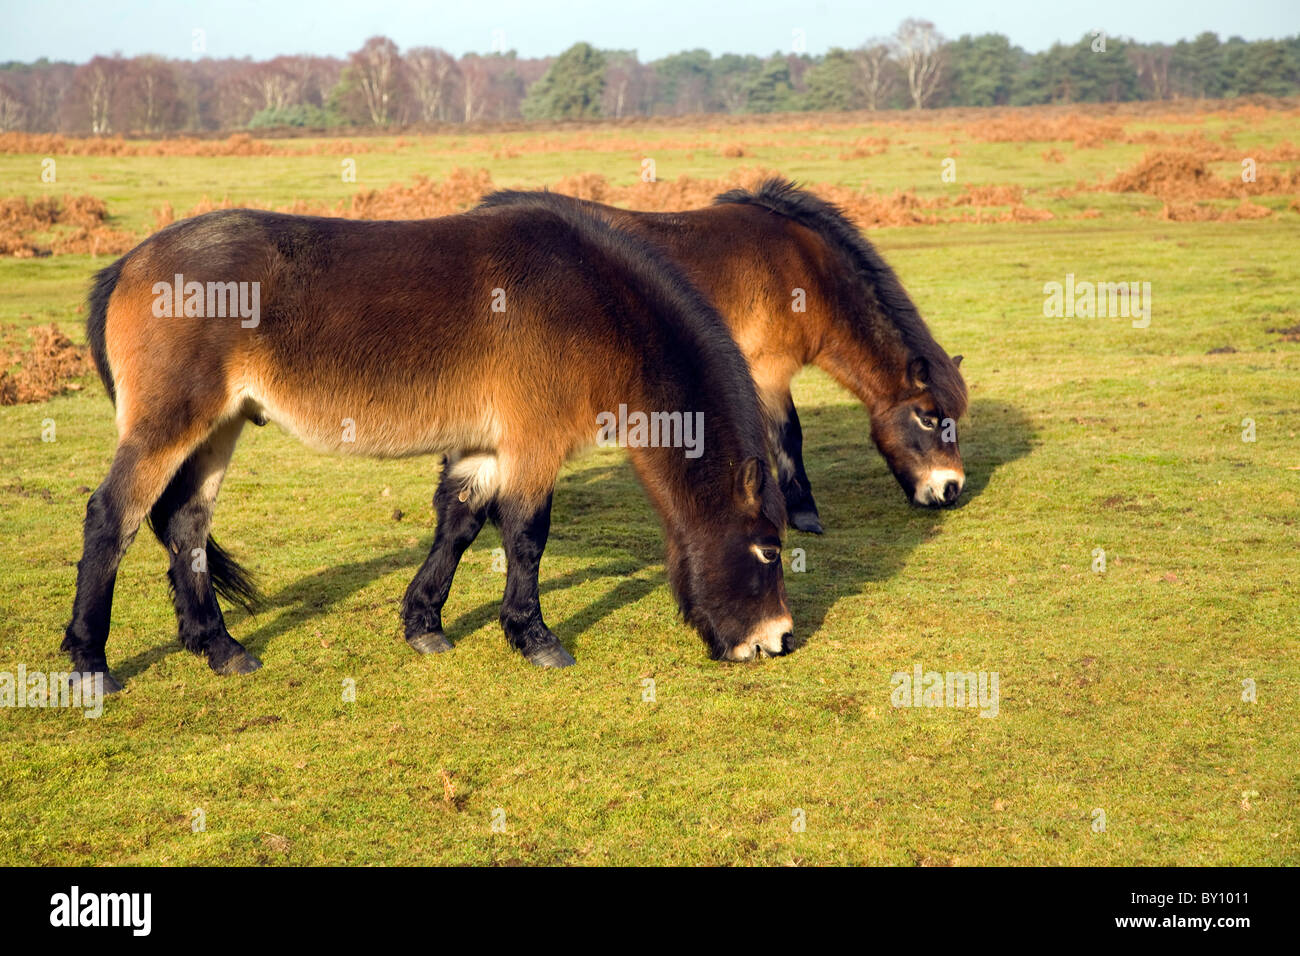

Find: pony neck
[809,278,911,419]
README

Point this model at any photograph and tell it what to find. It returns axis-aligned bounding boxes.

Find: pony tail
[86,257,125,404]
[147,509,264,614]
[205,536,263,613]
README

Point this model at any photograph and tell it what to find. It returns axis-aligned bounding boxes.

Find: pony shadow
[114,396,1032,675]
[109,546,429,681]
[783,396,1034,641]
[231,547,652,662]
[113,542,654,680]
[955,398,1036,503]
[112,639,187,683]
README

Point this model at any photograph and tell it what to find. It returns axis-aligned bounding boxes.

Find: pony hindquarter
[482,181,970,530]
[66,202,793,692]
[65,259,264,689]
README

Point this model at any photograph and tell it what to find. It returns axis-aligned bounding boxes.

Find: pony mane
[713,178,967,418]
[478,189,782,525]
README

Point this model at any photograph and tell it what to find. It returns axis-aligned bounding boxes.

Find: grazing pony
[481,180,968,532]
[66,200,792,692]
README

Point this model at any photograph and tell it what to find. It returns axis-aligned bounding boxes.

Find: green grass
[1,117,1298,865]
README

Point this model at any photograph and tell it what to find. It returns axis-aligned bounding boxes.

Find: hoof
[70,670,123,695]
[524,643,576,669]
[211,649,262,676]
[407,631,453,654]
[790,510,824,534]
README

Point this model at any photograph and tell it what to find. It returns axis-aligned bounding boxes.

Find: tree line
[2,19,1298,134]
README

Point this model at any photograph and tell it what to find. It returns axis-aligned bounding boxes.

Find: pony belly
[236,381,503,461]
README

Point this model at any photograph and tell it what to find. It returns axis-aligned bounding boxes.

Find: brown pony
[65,200,793,692]
[481,180,968,533]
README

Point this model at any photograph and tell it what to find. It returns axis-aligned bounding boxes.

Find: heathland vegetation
[3,20,1300,134]
[1,99,1297,862]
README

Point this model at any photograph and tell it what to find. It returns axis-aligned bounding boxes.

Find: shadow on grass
[236,550,654,663]
[776,397,1035,641]
[113,396,1033,678]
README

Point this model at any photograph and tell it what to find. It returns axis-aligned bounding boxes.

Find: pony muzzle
[725,614,795,661]
[914,468,964,507]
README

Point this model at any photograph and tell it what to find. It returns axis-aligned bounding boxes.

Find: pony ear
[952,354,964,368]
[908,357,929,389]
[734,457,766,517]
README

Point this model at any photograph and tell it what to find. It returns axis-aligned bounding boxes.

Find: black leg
[495,492,574,668]
[63,435,199,692]
[779,396,823,534]
[401,465,488,653]
[62,480,133,693]
[148,424,258,676]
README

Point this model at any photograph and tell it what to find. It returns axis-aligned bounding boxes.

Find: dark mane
[480,187,570,210]
[479,189,781,524]
[714,178,967,418]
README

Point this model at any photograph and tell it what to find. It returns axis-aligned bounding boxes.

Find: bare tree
[178,57,228,131]
[1131,44,1172,101]
[277,55,321,107]
[124,56,180,133]
[267,55,341,111]
[350,36,404,126]
[218,59,298,126]
[603,51,637,119]
[406,46,458,122]
[715,71,750,113]
[499,54,548,120]
[892,18,945,109]
[27,64,73,132]
[853,40,896,110]
[67,56,128,134]
[458,53,491,123]
[0,79,26,131]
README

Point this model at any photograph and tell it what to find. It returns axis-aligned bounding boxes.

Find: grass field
[1,106,1297,865]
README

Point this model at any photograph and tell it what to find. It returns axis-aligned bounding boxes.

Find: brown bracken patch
[1103,149,1300,203]
[0,194,136,258]
[0,324,92,405]
[1105,150,1234,200]
[1157,198,1273,221]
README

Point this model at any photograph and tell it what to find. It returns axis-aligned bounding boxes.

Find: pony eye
[916,412,938,430]
[752,544,781,564]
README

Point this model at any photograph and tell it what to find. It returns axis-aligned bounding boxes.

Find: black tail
[86,258,124,404]
[203,535,263,613]
[146,466,264,615]
[146,510,264,614]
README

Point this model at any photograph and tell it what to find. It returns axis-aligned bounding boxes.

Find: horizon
[3,0,1298,64]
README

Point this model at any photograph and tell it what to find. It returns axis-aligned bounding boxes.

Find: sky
[3,0,1298,63]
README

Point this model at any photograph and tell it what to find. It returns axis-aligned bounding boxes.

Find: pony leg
[778,394,823,534]
[62,433,206,691]
[494,492,573,668]
[400,463,488,654]
[147,417,260,676]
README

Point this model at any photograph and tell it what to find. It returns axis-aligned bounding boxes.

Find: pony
[65,199,792,692]
[481,180,968,533]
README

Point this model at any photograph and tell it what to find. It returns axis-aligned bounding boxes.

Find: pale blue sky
[3,0,1297,62]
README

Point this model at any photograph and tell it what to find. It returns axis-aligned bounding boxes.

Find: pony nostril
[943,480,960,504]
[781,632,795,654]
